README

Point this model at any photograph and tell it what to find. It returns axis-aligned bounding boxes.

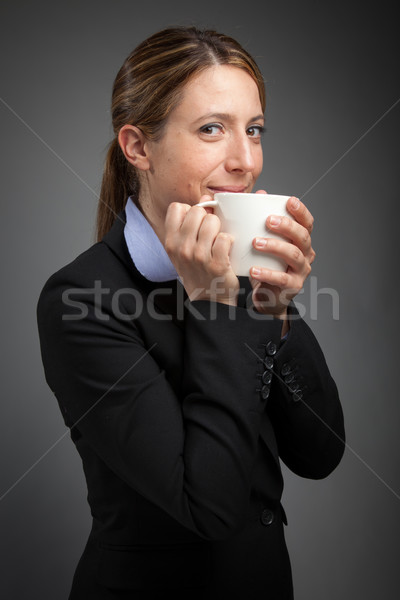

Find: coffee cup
[197,192,293,276]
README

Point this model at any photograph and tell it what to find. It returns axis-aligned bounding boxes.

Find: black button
[288,382,299,393]
[281,363,291,377]
[261,509,274,526]
[293,389,303,402]
[262,370,273,385]
[265,341,277,356]
[284,372,295,384]
[263,356,274,370]
[260,385,270,400]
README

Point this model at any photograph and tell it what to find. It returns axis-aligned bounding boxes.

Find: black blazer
[37,211,345,599]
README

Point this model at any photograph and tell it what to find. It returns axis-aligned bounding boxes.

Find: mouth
[207,185,248,195]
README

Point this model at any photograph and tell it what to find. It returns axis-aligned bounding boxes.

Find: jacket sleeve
[267,303,345,479]
[36,263,284,542]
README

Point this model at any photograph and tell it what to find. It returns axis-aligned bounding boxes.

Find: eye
[247,125,265,138]
[199,123,224,136]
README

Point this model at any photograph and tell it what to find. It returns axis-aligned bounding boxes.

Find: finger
[286,196,314,232]
[253,237,308,273]
[255,189,267,194]
[265,214,313,258]
[178,205,209,240]
[194,213,222,264]
[197,213,221,246]
[211,232,234,269]
[165,204,210,265]
[250,266,306,299]
[250,266,291,290]
[165,202,191,235]
[197,194,215,214]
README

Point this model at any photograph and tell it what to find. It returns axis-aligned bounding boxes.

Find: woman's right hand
[164,199,240,305]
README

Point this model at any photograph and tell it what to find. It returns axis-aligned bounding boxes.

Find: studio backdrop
[1,1,399,598]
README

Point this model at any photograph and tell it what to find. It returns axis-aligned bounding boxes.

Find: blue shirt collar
[123,197,178,282]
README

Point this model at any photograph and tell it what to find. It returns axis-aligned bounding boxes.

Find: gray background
[1,0,399,598]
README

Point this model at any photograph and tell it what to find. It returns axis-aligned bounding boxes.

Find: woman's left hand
[249,193,316,321]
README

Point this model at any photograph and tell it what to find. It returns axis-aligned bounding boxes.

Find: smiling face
[138,65,264,237]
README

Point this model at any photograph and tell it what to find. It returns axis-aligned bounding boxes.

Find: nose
[224,133,258,174]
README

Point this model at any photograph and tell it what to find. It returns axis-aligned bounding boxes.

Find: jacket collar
[102,209,134,273]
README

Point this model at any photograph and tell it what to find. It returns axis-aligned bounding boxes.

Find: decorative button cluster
[257,340,277,402]
[281,362,303,402]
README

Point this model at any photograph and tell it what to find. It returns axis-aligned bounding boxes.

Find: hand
[249,194,315,320]
[164,198,240,305]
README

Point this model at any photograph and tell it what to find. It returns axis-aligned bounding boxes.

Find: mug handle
[196,199,219,208]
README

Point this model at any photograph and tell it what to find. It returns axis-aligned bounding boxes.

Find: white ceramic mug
[197,192,293,276]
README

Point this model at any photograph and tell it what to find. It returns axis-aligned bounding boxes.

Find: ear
[118,125,151,171]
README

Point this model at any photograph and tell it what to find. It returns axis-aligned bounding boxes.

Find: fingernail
[255,237,267,248]
[251,267,261,276]
[291,197,300,210]
[269,216,281,227]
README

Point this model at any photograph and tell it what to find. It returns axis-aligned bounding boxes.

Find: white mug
[197,192,293,276]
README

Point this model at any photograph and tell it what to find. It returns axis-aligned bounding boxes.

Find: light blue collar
[123,197,178,282]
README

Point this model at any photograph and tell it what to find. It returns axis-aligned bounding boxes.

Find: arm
[269,303,345,479]
[246,195,344,477]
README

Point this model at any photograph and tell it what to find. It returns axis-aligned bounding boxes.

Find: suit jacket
[37,210,345,599]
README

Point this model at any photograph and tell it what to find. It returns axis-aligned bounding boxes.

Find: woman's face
[140,65,264,235]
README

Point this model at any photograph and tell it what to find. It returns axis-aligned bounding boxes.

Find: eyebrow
[193,112,265,125]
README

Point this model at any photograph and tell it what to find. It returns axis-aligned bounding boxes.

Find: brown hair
[96,26,265,241]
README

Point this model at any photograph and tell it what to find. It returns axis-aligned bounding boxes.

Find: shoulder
[42,241,116,286]
[39,234,135,293]
[39,209,138,293]
[36,235,141,326]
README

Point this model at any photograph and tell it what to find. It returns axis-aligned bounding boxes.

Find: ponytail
[95,138,139,242]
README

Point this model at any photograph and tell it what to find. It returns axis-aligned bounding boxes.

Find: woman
[37,26,345,599]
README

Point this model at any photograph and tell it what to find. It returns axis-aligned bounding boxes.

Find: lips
[207,186,248,194]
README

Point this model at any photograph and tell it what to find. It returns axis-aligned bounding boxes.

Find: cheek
[190,144,225,176]
[160,137,226,191]
[179,150,217,183]
[255,147,263,175]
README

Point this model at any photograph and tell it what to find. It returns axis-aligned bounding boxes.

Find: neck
[136,192,166,245]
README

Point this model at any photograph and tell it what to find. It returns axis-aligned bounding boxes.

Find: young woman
[37,26,345,599]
